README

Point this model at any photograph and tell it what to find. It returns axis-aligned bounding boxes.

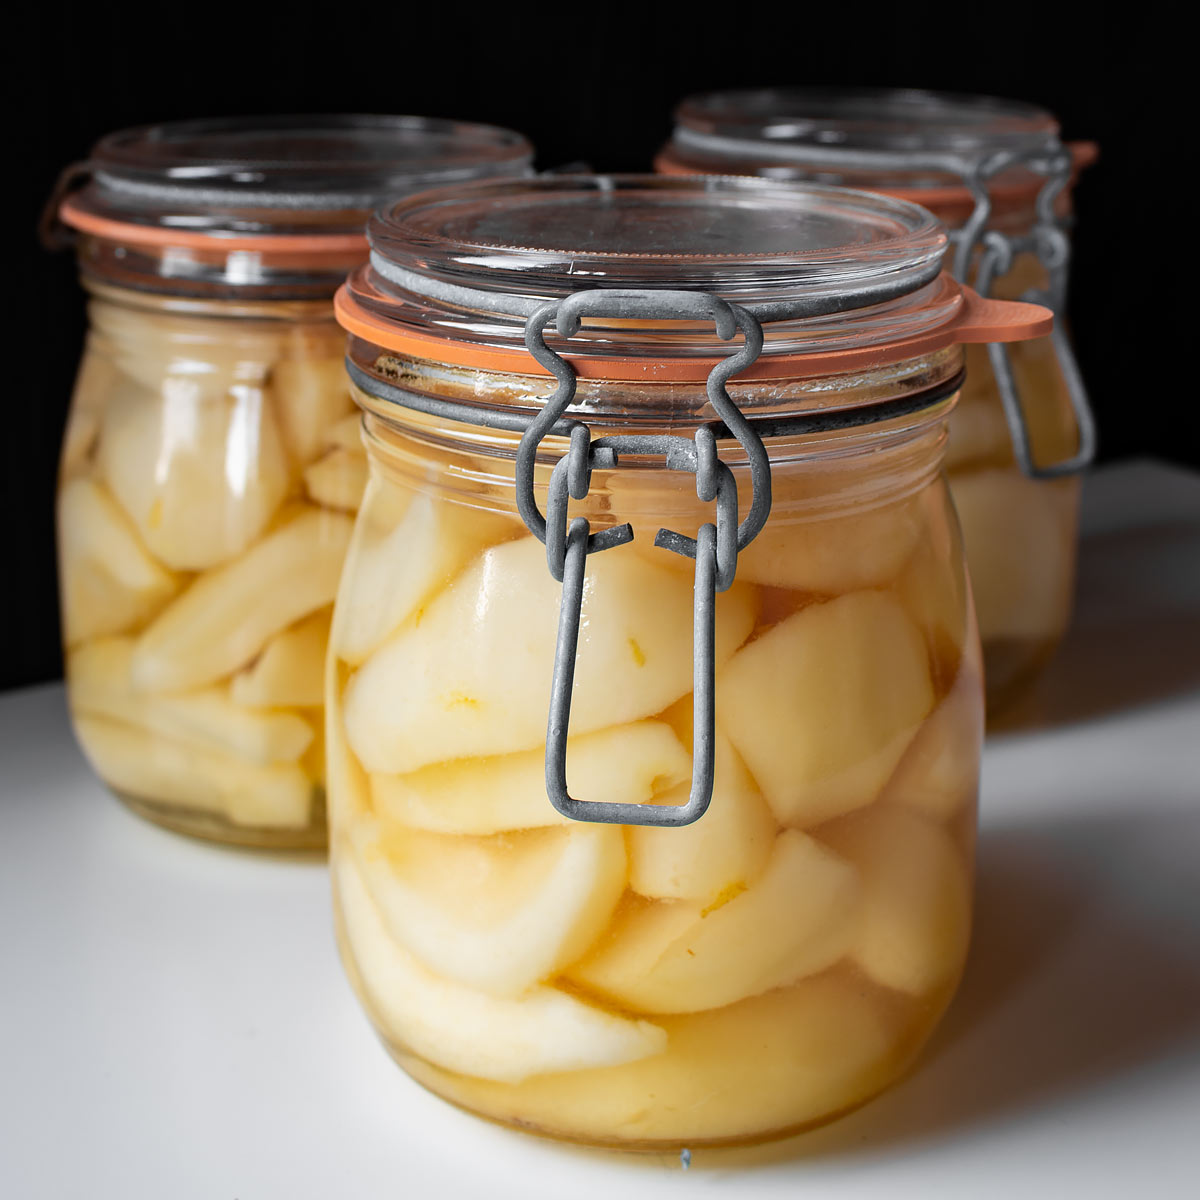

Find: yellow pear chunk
[342,536,756,774]
[819,808,971,996]
[949,469,1079,642]
[418,973,894,1145]
[334,491,520,667]
[70,637,312,763]
[326,702,372,826]
[735,494,923,595]
[370,720,690,834]
[568,829,859,1014]
[74,715,312,828]
[717,590,934,828]
[58,477,179,647]
[303,449,367,512]
[881,657,983,821]
[61,343,119,479]
[628,729,776,904]
[350,818,627,996]
[132,507,353,692]
[97,377,290,571]
[335,855,666,1084]
[270,357,353,466]
[322,412,365,453]
[231,610,331,709]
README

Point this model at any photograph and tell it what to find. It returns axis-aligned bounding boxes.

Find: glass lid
[353,173,953,359]
[671,87,1060,159]
[62,114,535,238]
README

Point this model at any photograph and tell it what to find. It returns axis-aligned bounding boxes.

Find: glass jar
[657,88,1097,712]
[50,115,534,848]
[327,175,1049,1146]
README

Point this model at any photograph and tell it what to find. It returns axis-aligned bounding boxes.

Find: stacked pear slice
[59,303,363,834]
[328,458,982,1145]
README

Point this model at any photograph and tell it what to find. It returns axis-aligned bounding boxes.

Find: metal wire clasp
[515,289,770,828]
[953,148,1098,479]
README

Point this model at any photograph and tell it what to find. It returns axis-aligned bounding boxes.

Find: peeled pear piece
[58,477,179,647]
[350,817,627,996]
[270,357,353,466]
[949,469,1079,642]
[322,413,365,453]
[335,855,666,1084]
[881,657,983,821]
[334,491,520,667]
[70,637,312,764]
[87,301,280,396]
[132,507,353,693]
[303,449,368,513]
[229,609,331,709]
[819,808,972,996]
[74,715,312,828]
[97,376,290,570]
[421,973,894,1145]
[735,493,924,595]
[61,343,119,479]
[717,590,934,828]
[568,829,859,1014]
[369,720,690,834]
[628,727,776,905]
[342,536,757,775]
[326,701,372,826]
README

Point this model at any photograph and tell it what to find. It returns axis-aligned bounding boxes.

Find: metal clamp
[951,148,1098,478]
[515,289,770,827]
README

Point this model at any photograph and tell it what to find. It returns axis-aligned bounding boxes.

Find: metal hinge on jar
[514,290,772,828]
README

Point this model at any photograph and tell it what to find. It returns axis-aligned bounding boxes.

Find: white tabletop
[3,459,1199,1199]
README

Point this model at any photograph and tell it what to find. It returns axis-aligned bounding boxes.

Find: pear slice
[628,726,776,905]
[333,491,520,667]
[567,829,859,1014]
[303,449,368,513]
[881,655,983,821]
[96,376,290,571]
[335,854,666,1084]
[74,715,312,828]
[131,507,353,692]
[949,469,1079,642]
[735,493,923,595]
[57,477,180,647]
[350,817,627,996]
[717,590,934,828]
[819,808,972,996]
[231,610,331,709]
[342,536,756,774]
[418,973,894,1145]
[322,413,365,453]
[270,357,353,466]
[60,342,119,479]
[369,720,690,834]
[70,636,312,763]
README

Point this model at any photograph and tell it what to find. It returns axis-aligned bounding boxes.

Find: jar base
[114,787,327,852]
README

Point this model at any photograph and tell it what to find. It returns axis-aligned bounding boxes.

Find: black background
[3,7,1191,693]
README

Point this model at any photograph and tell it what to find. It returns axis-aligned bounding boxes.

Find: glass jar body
[948,245,1082,709]
[326,355,983,1148]
[57,281,363,847]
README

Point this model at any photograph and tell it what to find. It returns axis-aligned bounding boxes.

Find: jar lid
[58,115,534,243]
[338,172,993,376]
[656,89,1088,224]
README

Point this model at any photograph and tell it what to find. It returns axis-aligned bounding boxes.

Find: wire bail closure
[951,147,1098,478]
[515,289,771,828]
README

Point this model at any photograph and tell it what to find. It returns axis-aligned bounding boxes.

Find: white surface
[2,459,1199,1199]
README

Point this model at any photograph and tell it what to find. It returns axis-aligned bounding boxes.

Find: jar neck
[82,276,341,324]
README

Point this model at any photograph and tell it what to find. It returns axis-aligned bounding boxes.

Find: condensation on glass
[658,88,1097,712]
[51,115,533,848]
[327,175,1049,1146]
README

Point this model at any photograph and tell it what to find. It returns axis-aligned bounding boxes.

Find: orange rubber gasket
[335,278,1051,383]
[653,141,1098,223]
[59,195,369,256]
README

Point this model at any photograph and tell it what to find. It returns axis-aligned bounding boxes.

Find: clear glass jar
[327,176,1048,1146]
[657,88,1097,712]
[51,115,533,848]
